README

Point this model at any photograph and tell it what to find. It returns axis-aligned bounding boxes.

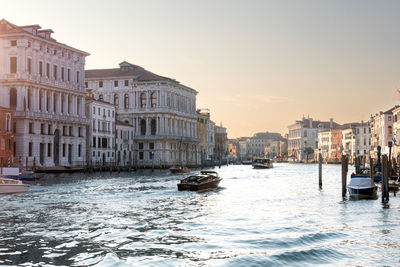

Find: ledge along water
[0,163,399,266]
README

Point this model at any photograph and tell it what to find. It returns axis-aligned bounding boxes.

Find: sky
[3,0,400,138]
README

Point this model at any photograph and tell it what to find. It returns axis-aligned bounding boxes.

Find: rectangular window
[61,67,65,81]
[124,80,129,86]
[139,143,144,150]
[39,61,43,76]
[48,125,52,135]
[48,143,52,157]
[63,126,67,136]
[11,40,17,46]
[29,123,34,134]
[67,69,71,81]
[62,144,66,157]
[78,127,82,137]
[93,137,96,147]
[114,80,118,87]
[69,126,73,137]
[29,142,33,157]
[46,63,50,77]
[53,65,57,80]
[85,82,88,88]
[40,123,45,134]
[76,71,80,83]
[78,144,81,157]
[10,57,17,73]
[27,58,32,74]
[149,143,154,149]
[99,81,103,88]
[139,152,144,160]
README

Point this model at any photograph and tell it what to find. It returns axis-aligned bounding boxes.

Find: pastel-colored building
[0,106,14,166]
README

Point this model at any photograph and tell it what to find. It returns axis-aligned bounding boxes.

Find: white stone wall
[0,24,89,167]
[115,123,134,167]
[86,100,115,166]
[87,74,199,166]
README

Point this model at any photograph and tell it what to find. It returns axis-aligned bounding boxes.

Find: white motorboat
[348,177,377,199]
[0,177,29,194]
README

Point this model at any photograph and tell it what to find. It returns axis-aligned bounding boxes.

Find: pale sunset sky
[3,0,400,138]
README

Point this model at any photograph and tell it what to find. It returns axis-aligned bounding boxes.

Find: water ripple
[0,164,399,266]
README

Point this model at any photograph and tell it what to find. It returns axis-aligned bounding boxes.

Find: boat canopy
[348,178,374,189]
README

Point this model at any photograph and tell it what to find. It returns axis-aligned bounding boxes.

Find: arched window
[140,92,146,108]
[10,88,17,110]
[98,94,103,101]
[114,94,119,108]
[151,92,156,108]
[124,94,129,109]
[140,119,146,135]
[151,119,156,135]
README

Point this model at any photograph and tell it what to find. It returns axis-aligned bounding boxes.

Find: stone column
[146,117,150,135]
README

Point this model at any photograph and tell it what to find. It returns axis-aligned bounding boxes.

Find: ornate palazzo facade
[86,62,199,167]
[0,19,89,167]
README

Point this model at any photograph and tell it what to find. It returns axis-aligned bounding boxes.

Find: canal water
[0,164,399,266]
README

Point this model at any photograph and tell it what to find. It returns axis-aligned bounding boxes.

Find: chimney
[330,118,334,129]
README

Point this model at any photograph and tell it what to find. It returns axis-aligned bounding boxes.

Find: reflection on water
[0,164,399,266]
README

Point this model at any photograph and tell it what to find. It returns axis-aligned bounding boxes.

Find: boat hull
[177,178,221,192]
[252,164,273,169]
[0,184,29,194]
[348,186,377,199]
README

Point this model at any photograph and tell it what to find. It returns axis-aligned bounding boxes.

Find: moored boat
[348,177,377,199]
[252,158,273,169]
[177,171,221,191]
[2,167,42,181]
[0,177,29,194]
[169,166,190,174]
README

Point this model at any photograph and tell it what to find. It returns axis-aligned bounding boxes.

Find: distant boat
[177,171,222,191]
[2,167,42,181]
[348,177,377,199]
[241,160,252,165]
[0,178,29,194]
[169,166,190,174]
[252,158,273,169]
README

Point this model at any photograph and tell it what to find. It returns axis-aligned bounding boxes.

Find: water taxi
[177,171,221,191]
[252,158,273,169]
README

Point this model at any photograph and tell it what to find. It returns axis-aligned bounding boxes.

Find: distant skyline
[3,0,400,138]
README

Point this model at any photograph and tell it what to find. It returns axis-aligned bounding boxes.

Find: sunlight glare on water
[0,163,399,266]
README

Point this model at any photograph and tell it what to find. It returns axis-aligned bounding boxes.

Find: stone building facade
[370,107,396,157]
[86,62,199,167]
[115,120,134,167]
[85,97,115,166]
[0,19,89,168]
[288,117,339,162]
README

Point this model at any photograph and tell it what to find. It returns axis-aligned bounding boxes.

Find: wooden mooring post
[318,152,322,188]
[382,155,389,203]
[341,155,348,198]
[370,158,374,185]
